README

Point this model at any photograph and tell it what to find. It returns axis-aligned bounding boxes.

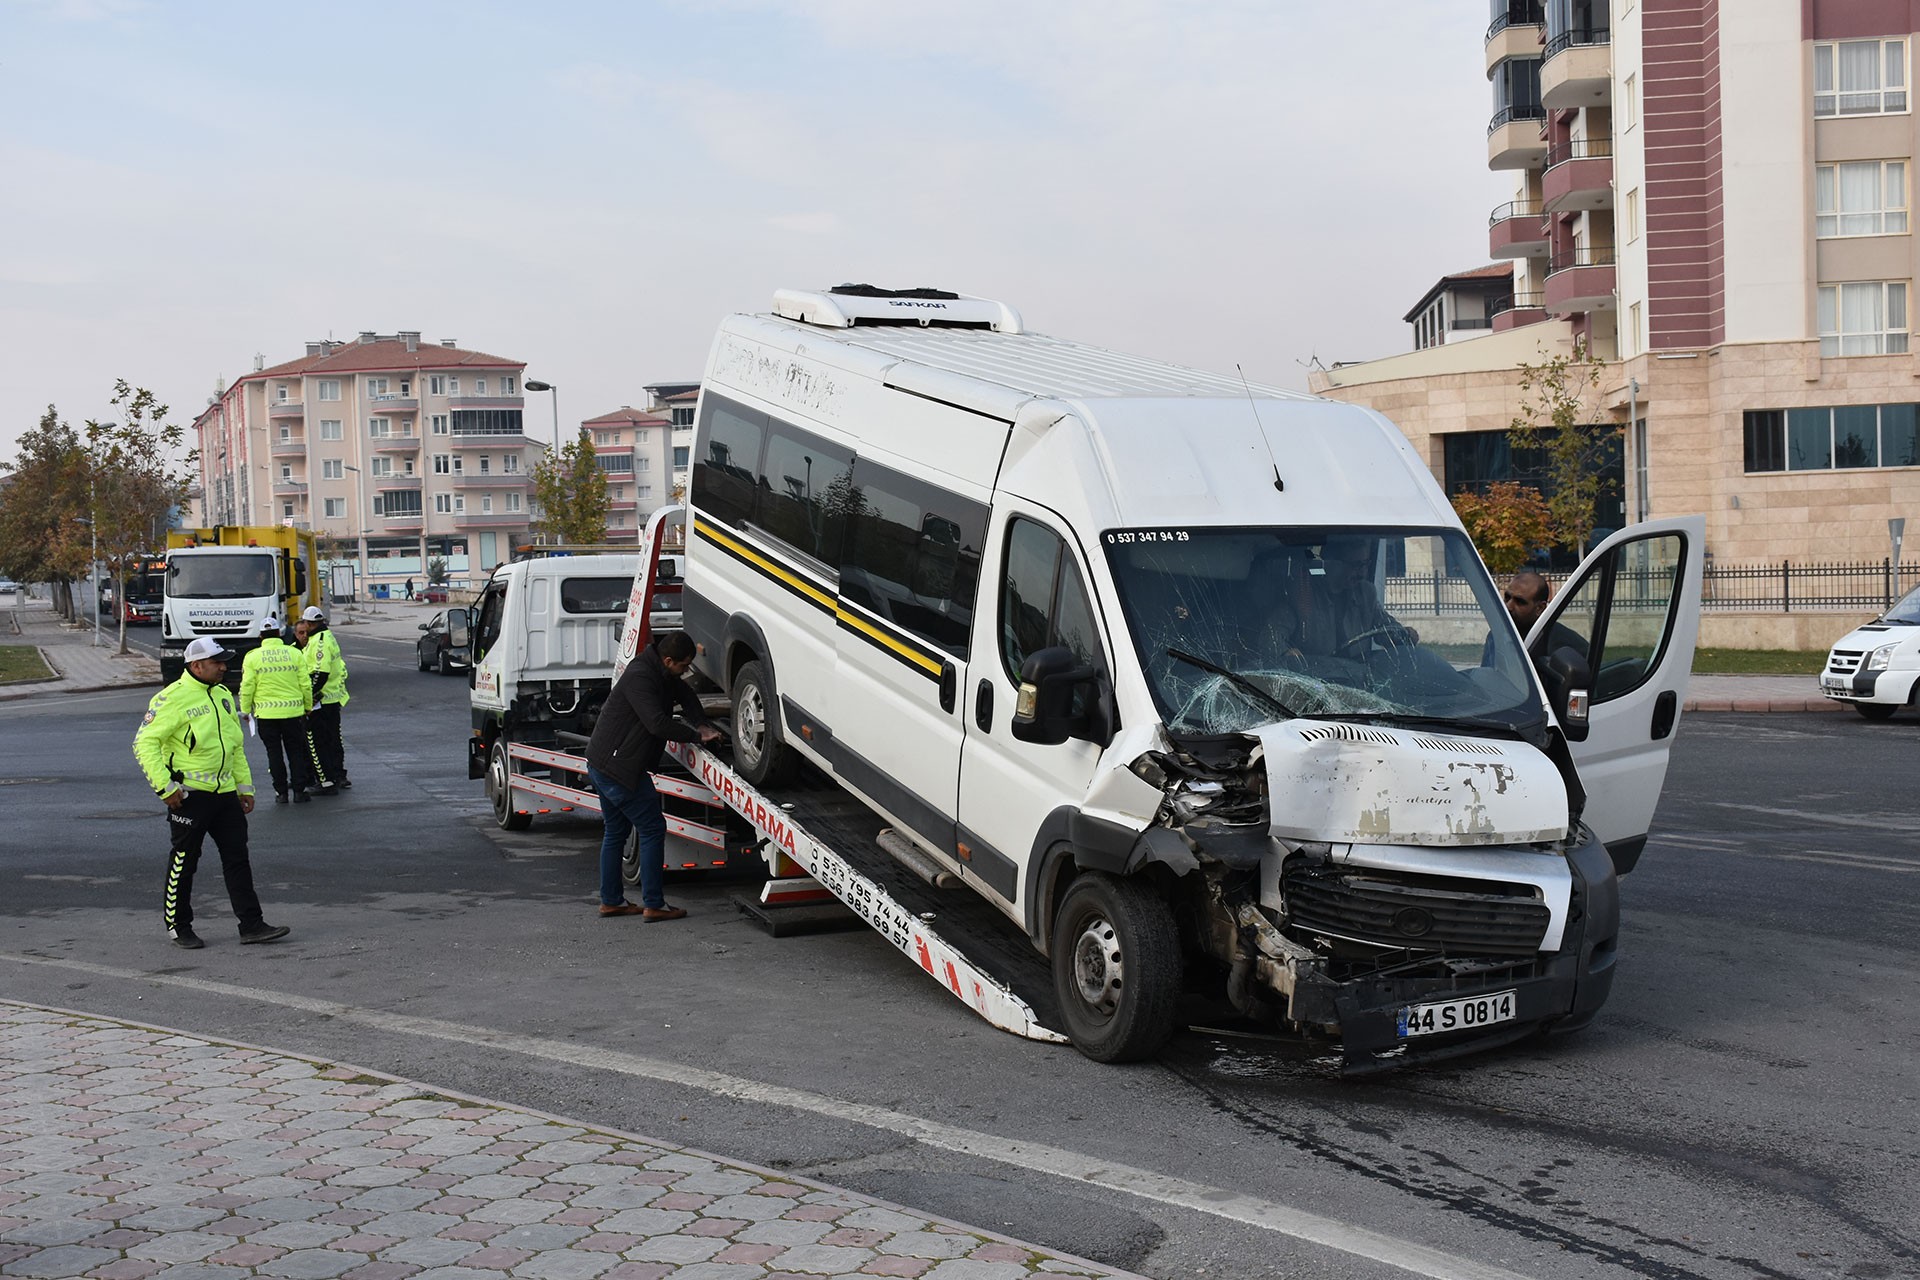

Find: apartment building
[579,407,674,540]
[644,381,700,498]
[1312,0,1920,566]
[191,332,542,590]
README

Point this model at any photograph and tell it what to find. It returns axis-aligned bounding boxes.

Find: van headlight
[1867,643,1897,670]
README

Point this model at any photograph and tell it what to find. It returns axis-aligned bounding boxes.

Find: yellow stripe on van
[692,515,946,681]
[693,519,835,613]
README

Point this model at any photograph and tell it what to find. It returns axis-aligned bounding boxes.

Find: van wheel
[488,738,532,831]
[1050,873,1182,1062]
[1854,702,1897,720]
[731,660,793,787]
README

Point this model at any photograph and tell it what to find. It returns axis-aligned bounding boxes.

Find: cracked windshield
[1103,527,1540,734]
[166,554,274,599]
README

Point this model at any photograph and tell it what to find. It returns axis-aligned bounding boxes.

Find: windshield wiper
[1318,710,1526,736]
[1166,647,1297,720]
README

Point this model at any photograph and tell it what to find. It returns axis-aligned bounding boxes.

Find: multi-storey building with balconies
[579,407,675,540]
[643,381,700,499]
[191,332,542,593]
[1312,0,1920,573]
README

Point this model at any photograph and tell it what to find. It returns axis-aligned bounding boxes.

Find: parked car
[416,609,471,675]
[421,584,451,603]
[1821,582,1920,718]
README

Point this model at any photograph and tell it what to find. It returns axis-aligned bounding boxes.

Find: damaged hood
[1257,719,1567,847]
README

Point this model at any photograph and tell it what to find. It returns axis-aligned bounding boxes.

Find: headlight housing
[1867,643,1897,671]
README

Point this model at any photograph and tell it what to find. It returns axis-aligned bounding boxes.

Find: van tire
[730,660,793,787]
[488,737,532,831]
[1050,872,1182,1062]
[1854,702,1897,720]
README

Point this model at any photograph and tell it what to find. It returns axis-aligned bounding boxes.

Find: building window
[1818,281,1909,355]
[367,377,389,397]
[596,453,633,473]
[1625,187,1641,242]
[482,496,493,514]
[429,376,446,396]
[279,464,292,482]
[275,385,290,403]
[1744,404,1920,472]
[635,429,649,444]
[450,409,523,435]
[322,459,344,480]
[325,498,346,518]
[1814,39,1908,117]
[282,502,294,520]
[673,445,689,469]
[433,455,451,474]
[319,419,342,440]
[671,406,695,427]
[452,456,464,474]
[277,426,293,443]
[1816,161,1908,237]
[371,458,394,478]
[636,456,651,472]
[501,375,517,395]
[506,493,522,513]
[368,417,391,438]
[503,455,518,473]
[1623,72,1637,130]
[593,430,613,446]
[448,377,460,395]
[317,380,341,401]
[637,484,652,499]
[435,494,453,513]
[454,494,465,513]
[479,457,491,475]
[1628,302,1643,357]
[431,414,449,435]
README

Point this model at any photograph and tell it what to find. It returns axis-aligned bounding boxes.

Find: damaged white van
[682,285,1704,1067]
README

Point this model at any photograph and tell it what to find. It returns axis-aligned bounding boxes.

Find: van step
[876,829,961,890]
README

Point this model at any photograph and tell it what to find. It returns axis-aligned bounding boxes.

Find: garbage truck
[159,526,323,684]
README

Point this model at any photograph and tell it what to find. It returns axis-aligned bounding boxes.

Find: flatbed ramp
[665,742,1068,1044]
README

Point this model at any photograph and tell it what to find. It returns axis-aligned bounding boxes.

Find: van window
[756,427,852,570]
[1000,518,1103,682]
[839,457,987,657]
[691,395,765,528]
[560,577,632,614]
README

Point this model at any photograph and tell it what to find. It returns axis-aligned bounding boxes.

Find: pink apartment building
[579,406,674,541]
[1313,0,1920,569]
[191,332,543,591]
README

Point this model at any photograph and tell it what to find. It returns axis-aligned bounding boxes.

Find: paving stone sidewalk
[1,601,159,701]
[0,1003,1130,1280]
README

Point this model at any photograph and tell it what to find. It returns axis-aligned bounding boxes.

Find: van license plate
[1821,676,1848,690]
[1398,990,1517,1038]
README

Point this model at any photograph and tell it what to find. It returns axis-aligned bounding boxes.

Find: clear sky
[1,0,1499,457]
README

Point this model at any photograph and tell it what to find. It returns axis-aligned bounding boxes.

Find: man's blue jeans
[588,766,666,908]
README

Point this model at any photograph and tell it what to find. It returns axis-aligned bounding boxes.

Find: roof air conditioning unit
[772,285,1022,334]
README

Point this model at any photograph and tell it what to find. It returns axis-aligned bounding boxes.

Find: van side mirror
[1011,646,1103,746]
[1540,646,1593,743]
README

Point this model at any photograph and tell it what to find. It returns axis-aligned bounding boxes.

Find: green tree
[1452,481,1553,575]
[0,406,91,619]
[87,382,197,655]
[1508,343,1621,556]
[530,435,610,545]
[426,555,450,585]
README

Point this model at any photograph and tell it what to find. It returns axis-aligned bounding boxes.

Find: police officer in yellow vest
[239,614,315,804]
[300,606,350,795]
[133,636,291,949]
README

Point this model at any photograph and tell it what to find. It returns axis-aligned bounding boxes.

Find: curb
[0,677,161,703]
[1684,697,1846,713]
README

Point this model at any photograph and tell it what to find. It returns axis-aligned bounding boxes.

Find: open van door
[1531,515,1705,875]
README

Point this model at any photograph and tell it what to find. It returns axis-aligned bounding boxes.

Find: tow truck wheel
[1854,702,1897,720]
[1050,872,1182,1062]
[488,738,532,831]
[731,660,793,787]
[621,830,642,886]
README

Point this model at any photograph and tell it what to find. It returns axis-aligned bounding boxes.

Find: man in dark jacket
[586,631,721,920]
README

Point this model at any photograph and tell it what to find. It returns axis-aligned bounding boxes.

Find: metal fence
[1386,560,1918,616]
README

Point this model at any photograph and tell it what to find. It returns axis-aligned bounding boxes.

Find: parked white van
[1820,582,1920,718]
[682,285,1704,1065]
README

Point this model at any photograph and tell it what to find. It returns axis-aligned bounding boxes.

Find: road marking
[1774,852,1919,874]
[1706,802,1919,833]
[1,952,1529,1280]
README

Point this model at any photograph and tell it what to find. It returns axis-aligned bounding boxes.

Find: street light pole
[343,464,370,607]
[524,379,559,445]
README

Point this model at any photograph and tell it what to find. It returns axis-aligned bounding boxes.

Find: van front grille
[1284,862,1549,957]
[1827,650,1864,675]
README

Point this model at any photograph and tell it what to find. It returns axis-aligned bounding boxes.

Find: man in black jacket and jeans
[586,632,721,920]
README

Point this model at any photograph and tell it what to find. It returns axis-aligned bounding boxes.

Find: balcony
[1541,28,1611,108]
[452,512,530,528]
[269,400,304,419]
[450,433,534,449]
[1544,248,1617,314]
[369,396,418,412]
[448,396,525,411]
[1542,138,1613,212]
[1484,23,1544,80]
[1490,291,1549,331]
[601,527,639,541]
[451,473,532,488]
[381,511,424,529]
[372,475,421,491]
[1488,107,1548,170]
[270,437,306,457]
[607,498,637,511]
[272,479,308,495]
[370,434,421,453]
[1489,201,1549,258]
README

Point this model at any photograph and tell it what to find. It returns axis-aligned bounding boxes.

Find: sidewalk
[1,600,160,702]
[1683,673,1842,714]
[0,1001,1130,1280]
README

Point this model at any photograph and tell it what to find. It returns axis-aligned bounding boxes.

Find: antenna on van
[1236,364,1284,493]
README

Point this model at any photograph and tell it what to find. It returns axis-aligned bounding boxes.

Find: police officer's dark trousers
[308,703,344,787]
[163,790,264,934]
[257,715,313,797]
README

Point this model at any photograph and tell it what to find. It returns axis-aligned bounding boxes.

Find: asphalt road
[2,637,1915,1280]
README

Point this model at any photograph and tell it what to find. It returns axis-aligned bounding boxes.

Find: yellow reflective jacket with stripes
[133,672,253,798]
[239,636,312,719]
[304,627,349,706]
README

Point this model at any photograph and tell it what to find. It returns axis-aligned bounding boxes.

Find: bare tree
[87,382,196,655]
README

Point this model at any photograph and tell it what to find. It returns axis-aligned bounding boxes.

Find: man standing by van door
[300,606,349,794]
[585,632,722,921]
[240,616,315,804]
[134,636,290,948]
[1500,571,1586,664]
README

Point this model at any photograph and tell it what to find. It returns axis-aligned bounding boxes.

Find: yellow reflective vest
[133,672,253,798]
[240,637,312,720]
[304,627,350,706]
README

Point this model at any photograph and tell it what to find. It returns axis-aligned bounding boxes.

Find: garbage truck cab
[682,285,1704,1066]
